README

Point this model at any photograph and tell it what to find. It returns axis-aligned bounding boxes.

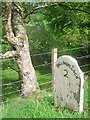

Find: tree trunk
[5,2,40,97]
[16,38,40,97]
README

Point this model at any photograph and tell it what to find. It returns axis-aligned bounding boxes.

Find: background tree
[24,2,90,65]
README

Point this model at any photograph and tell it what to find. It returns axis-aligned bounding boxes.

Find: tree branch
[5,2,16,45]
[0,50,17,59]
[24,3,55,18]
[25,3,90,18]
[13,2,24,17]
[58,3,90,15]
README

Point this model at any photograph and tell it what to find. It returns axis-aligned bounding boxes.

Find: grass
[2,68,52,101]
[1,89,89,118]
[2,69,19,84]
[1,69,90,118]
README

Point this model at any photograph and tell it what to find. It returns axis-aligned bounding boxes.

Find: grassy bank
[1,87,89,118]
[1,69,90,118]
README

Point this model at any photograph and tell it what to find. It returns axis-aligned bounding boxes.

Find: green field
[0,69,90,118]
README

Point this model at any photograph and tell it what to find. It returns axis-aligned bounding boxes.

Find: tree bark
[0,51,17,59]
[5,2,40,97]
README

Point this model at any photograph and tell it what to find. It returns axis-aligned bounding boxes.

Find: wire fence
[0,45,90,104]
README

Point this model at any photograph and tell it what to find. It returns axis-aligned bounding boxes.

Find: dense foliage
[25,2,90,53]
[1,2,90,67]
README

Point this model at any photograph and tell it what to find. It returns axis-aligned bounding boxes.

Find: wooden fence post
[51,48,57,88]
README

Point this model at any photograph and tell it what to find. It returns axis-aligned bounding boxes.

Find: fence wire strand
[34,62,51,68]
[0,45,90,104]
[0,89,21,97]
[37,73,52,78]
[40,81,52,86]
[80,64,90,68]
[0,87,53,105]
[1,86,16,91]
[58,46,89,53]
[76,55,90,60]
[31,51,51,57]
[1,61,90,74]
[84,70,90,74]
[0,80,22,87]
[0,73,52,87]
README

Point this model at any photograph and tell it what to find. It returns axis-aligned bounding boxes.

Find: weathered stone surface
[54,55,84,113]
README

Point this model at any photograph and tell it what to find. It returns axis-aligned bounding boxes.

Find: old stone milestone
[54,55,84,113]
